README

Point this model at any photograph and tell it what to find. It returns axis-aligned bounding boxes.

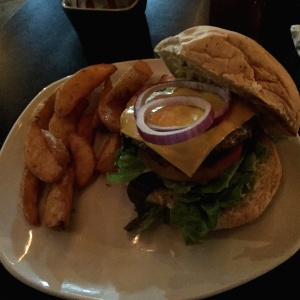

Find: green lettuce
[106,137,268,245]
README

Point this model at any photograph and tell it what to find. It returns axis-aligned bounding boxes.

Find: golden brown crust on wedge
[215,133,282,229]
[155,25,300,136]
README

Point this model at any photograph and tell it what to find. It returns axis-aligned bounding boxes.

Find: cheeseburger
[107,26,300,245]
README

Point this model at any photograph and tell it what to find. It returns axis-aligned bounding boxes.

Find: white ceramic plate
[1,59,300,300]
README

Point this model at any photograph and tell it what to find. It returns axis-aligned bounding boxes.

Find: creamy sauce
[145,87,225,127]
[146,104,204,127]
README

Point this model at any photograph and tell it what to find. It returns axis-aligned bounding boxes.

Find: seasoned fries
[92,77,113,129]
[43,167,75,230]
[21,60,165,231]
[21,168,43,226]
[69,133,96,188]
[55,64,117,117]
[126,73,176,108]
[77,112,97,146]
[42,129,71,167]
[49,100,89,148]
[98,60,153,132]
[96,133,121,173]
[48,112,78,148]
[24,121,68,182]
[31,89,56,130]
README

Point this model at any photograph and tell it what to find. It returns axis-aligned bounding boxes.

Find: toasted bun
[155,26,300,136]
[215,133,282,229]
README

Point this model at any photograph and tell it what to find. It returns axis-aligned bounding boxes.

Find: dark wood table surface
[1,0,299,298]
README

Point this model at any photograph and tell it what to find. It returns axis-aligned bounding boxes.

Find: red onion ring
[133,80,231,145]
[136,96,214,145]
[134,80,230,117]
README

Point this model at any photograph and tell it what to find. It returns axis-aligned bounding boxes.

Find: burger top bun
[155,25,300,136]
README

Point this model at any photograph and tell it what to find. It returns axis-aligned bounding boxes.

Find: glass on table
[209,0,266,40]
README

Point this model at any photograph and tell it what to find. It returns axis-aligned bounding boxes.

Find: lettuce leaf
[107,136,268,245]
[106,138,149,183]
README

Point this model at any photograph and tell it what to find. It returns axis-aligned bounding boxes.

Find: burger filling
[107,121,268,245]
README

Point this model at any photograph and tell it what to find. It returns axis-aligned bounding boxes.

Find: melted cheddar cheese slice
[121,98,255,177]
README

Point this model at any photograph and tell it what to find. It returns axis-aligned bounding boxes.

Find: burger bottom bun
[215,134,282,230]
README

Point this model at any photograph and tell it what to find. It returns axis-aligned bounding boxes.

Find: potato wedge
[42,129,71,167]
[31,89,57,130]
[98,60,153,132]
[24,121,66,182]
[49,100,88,148]
[158,73,176,82]
[55,64,117,117]
[92,77,113,129]
[43,167,75,230]
[126,73,176,108]
[126,83,153,108]
[48,112,78,148]
[21,167,43,226]
[77,113,96,146]
[96,133,121,173]
[69,132,96,188]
